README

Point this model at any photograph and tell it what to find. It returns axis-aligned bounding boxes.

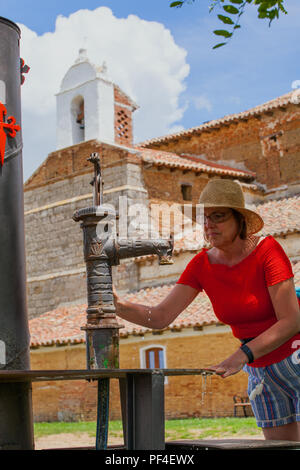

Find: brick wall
[141,167,209,204]
[114,105,133,147]
[114,86,134,147]
[30,328,250,422]
[145,104,300,190]
[24,140,144,191]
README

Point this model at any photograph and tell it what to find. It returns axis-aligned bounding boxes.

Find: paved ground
[34,432,264,450]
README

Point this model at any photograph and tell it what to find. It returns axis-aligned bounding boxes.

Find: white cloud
[194,95,212,112]
[18,7,189,181]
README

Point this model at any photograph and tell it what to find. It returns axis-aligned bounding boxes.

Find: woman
[113,179,300,441]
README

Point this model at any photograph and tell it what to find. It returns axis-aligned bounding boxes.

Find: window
[76,100,85,129]
[71,95,85,144]
[181,184,192,201]
[140,345,168,383]
[116,109,129,141]
[145,347,165,368]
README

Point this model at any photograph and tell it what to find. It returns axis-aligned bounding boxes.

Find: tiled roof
[139,90,298,147]
[29,260,300,348]
[255,195,300,237]
[134,195,300,262]
[139,147,256,179]
[28,286,218,348]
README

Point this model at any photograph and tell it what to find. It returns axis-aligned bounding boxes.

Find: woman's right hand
[112,283,120,311]
[111,283,199,329]
[112,284,119,304]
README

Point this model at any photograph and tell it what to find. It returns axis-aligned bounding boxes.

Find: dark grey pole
[0,17,34,450]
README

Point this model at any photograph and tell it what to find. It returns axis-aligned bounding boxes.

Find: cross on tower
[0,101,21,166]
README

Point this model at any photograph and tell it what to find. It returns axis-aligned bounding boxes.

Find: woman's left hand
[208,349,248,378]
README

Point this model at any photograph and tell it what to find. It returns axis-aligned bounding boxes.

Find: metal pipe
[96,378,110,450]
[0,17,34,449]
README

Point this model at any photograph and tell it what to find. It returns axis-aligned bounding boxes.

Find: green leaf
[213,42,227,49]
[170,1,184,7]
[213,29,233,37]
[223,5,240,14]
[234,24,241,28]
[217,14,235,24]
[258,5,268,12]
[229,0,244,3]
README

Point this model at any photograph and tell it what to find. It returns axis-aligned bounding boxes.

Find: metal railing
[0,368,212,450]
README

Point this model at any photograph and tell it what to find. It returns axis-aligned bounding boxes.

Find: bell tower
[56,49,138,149]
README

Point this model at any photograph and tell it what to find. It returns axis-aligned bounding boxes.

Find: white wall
[56,57,115,149]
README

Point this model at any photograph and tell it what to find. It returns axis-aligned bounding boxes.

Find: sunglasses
[204,210,233,225]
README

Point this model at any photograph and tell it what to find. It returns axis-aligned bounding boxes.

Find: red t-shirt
[176,236,300,367]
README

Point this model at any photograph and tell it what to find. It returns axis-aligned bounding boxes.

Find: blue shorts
[244,352,300,428]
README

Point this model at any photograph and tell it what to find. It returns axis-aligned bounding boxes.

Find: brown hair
[231,209,247,240]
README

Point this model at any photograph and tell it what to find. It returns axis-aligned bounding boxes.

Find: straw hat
[199,179,264,235]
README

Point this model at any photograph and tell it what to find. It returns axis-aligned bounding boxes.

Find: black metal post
[120,371,165,450]
[96,378,110,450]
[0,17,34,449]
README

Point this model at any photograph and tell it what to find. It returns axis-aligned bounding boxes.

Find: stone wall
[24,140,152,318]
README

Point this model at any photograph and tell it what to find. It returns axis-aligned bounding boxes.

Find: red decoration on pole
[0,101,21,166]
[20,58,30,85]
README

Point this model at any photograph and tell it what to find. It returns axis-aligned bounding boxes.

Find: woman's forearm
[115,297,163,330]
[211,319,300,378]
[246,318,300,360]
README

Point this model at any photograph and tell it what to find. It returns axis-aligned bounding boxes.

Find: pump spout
[158,234,174,265]
[114,235,174,266]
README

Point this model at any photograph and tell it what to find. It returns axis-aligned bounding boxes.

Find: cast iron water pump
[73,153,173,449]
[73,152,174,371]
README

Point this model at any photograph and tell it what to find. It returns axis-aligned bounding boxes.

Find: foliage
[169,0,288,48]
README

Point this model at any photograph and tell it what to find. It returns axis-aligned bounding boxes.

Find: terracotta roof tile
[28,287,218,348]
[29,260,300,348]
[255,195,300,236]
[139,147,255,179]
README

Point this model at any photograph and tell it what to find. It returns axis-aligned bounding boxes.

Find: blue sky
[1,0,299,180]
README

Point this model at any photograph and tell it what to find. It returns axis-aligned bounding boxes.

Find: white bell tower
[56,49,115,149]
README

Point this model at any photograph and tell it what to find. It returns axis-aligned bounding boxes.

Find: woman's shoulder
[256,235,290,262]
[188,248,208,265]
[257,235,283,251]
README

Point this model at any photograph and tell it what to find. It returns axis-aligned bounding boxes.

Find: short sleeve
[176,253,203,291]
[262,237,294,286]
